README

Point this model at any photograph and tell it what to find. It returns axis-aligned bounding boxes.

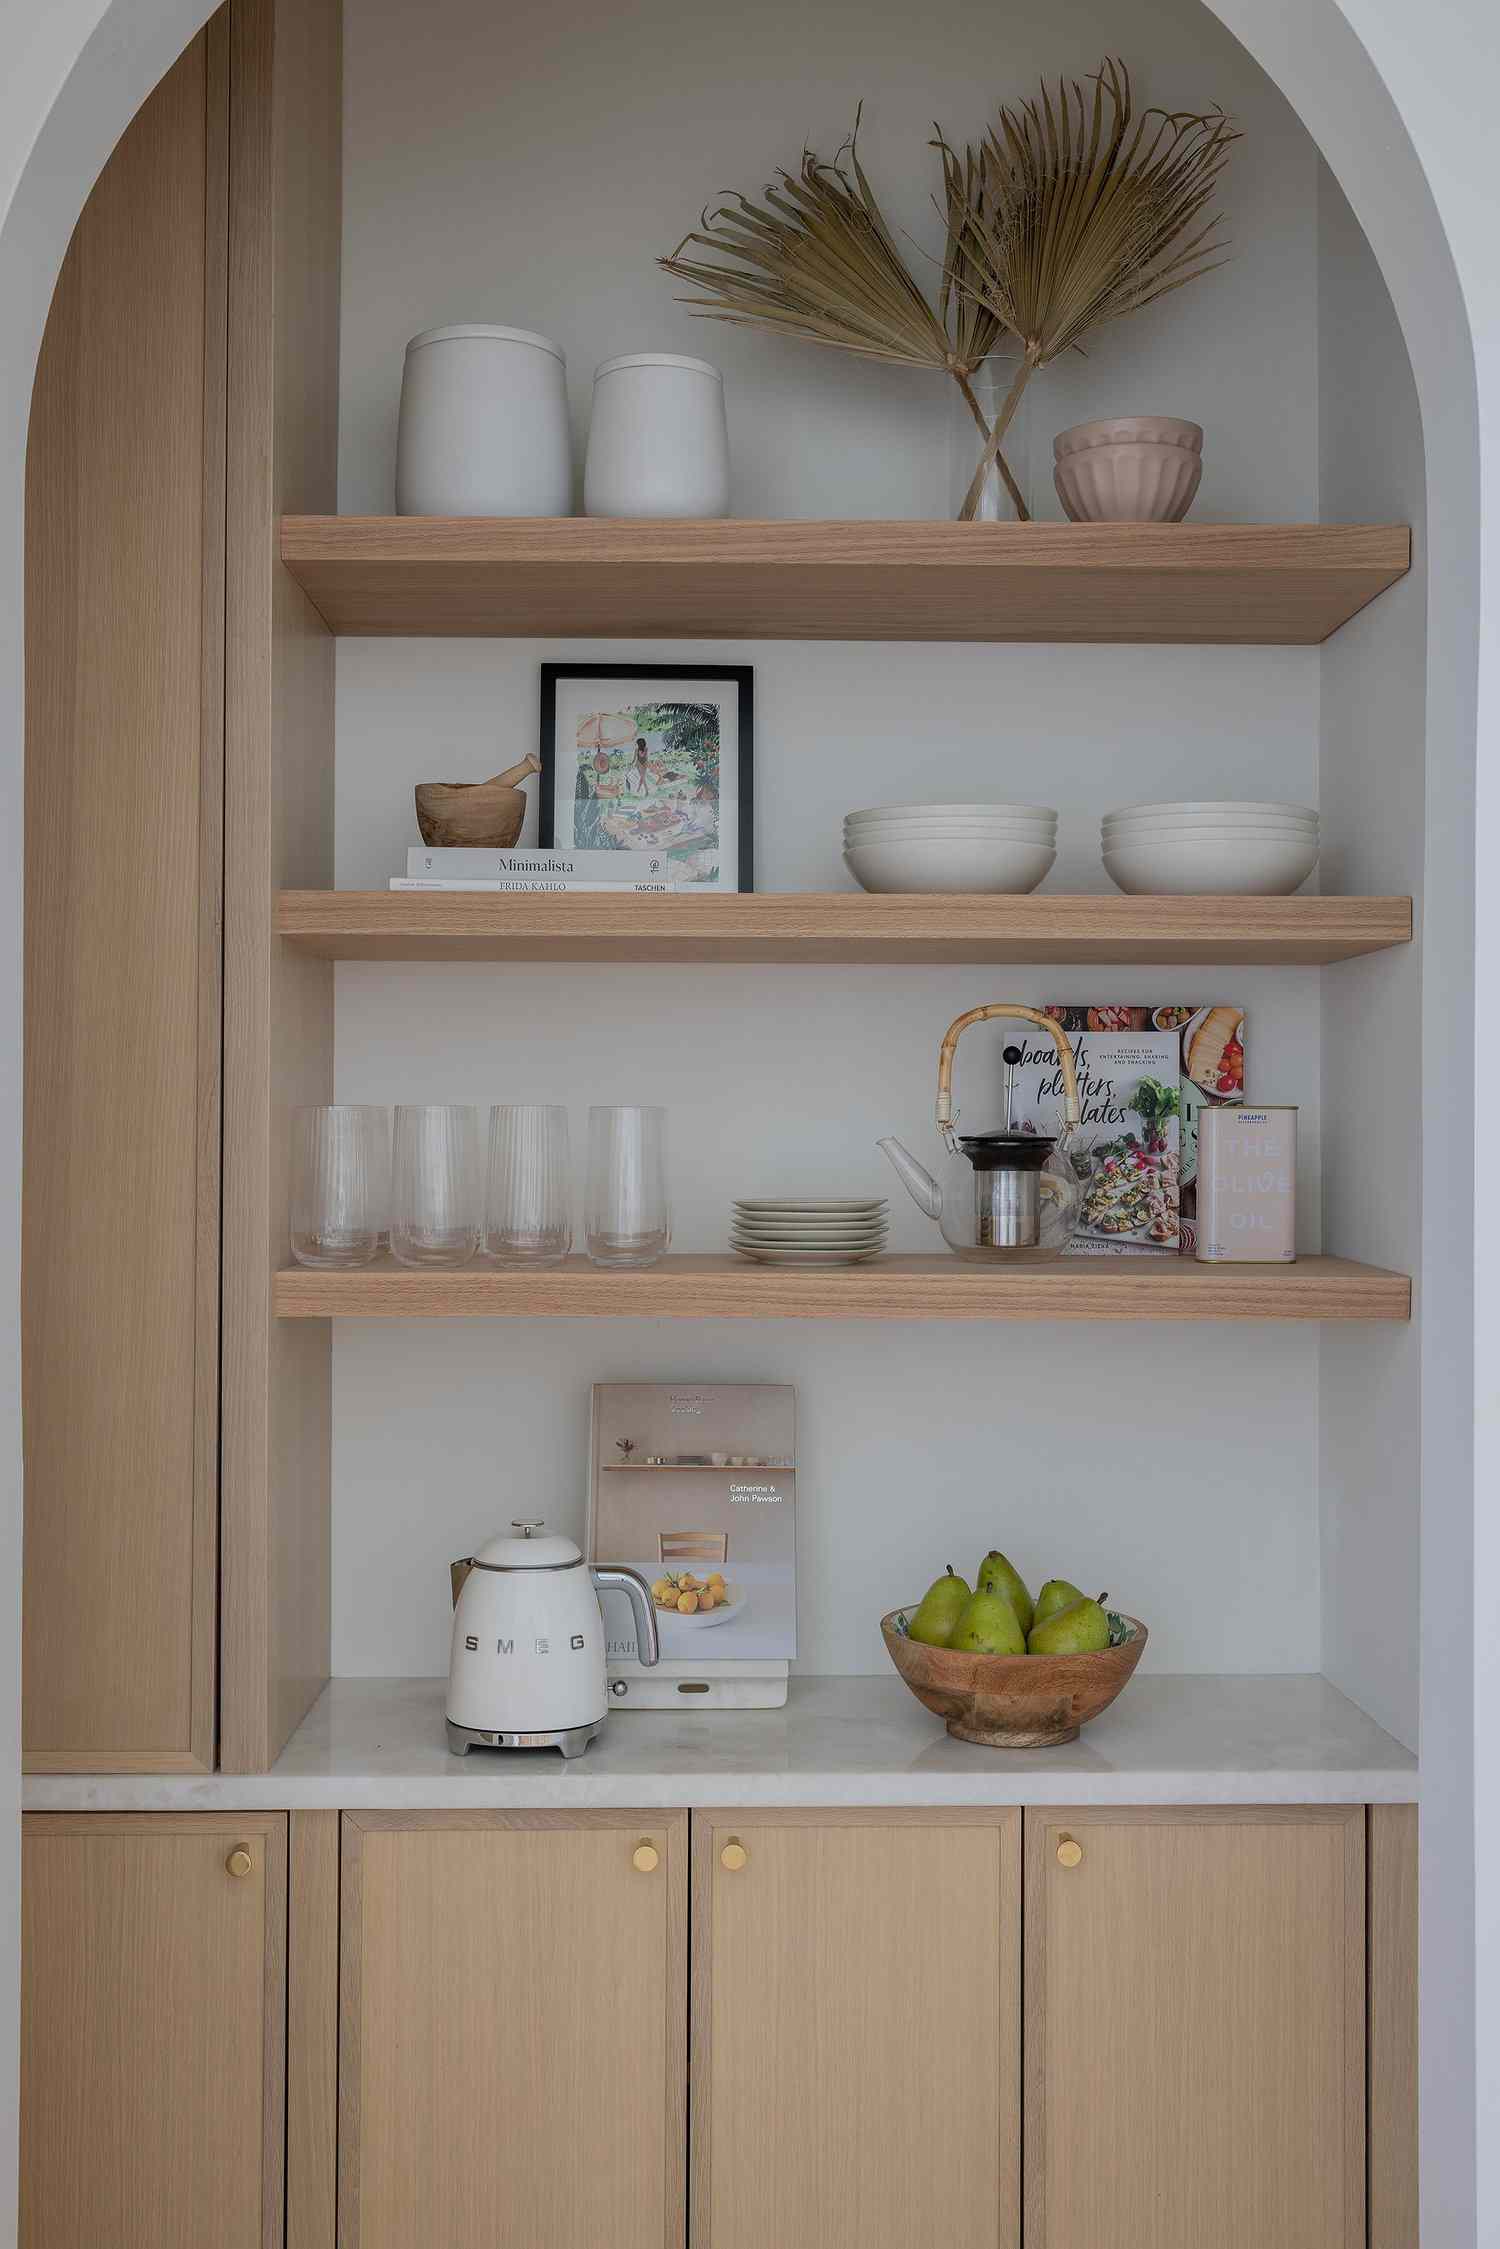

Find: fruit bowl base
[946,1716,1080,1748]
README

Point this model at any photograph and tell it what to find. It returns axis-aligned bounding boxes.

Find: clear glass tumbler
[585,1105,670,1267]
[390,1104,482,1268]
[484,1104,572,1266]
[290,1106,390,1268]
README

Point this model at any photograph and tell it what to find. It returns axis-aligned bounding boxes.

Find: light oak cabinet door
[23,18,226,1771]
[1025,1806,1365,2249]
[20,1814,287,2249]
[338,1811,688,2249]
[693,1808,1020,2249]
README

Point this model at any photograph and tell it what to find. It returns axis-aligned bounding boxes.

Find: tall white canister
[584,353,730,518]
[395,324,573,516]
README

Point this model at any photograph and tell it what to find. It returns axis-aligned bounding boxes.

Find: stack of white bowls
[843,803,1057,895]
[731,1198,888,1265]
[1102,801,1320,896]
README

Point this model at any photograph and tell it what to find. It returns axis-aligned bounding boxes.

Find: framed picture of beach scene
[538,663,754,892]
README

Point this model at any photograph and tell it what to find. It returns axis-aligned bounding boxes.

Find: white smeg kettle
[446,1520,659,1758]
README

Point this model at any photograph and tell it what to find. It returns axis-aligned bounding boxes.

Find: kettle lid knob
[511,1519,544,1537]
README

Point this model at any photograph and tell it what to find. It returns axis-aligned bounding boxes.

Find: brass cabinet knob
[632,1841,660,1875]
[226,1847,254,1879]
[1056,1837,1083,1869]
[721,1839,748,1873]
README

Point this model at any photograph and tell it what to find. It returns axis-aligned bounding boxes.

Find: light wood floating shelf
[279,517,1411,644]
[275,1254,1409,1323]
[277,890,1410,966]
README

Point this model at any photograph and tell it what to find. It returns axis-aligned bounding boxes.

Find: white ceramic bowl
[1104,822,1320,847]
[1101,818,1313,836]
[1105,798,1318,822]
[847,819,1057,843]
[846,801,1055,823]
[1054,416,1204,458]
[1103,835,1320,896]
[845,818,1056,836]
[1104,813,1317,838]
[845,838,1055,895]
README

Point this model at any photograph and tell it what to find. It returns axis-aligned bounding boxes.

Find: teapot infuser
[880,1004,1084,1261]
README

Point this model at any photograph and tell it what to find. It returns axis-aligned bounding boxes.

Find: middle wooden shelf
[277,889,1412,965]
[274,1253,1410,1322]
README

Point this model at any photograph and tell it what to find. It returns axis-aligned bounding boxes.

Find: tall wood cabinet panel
[692,1808,1021,2249]
[22,21,227,1772]
[1024,1805,1365,2249]
[288,1809,342,2249]
[20,1812,287,2248]
[1369,1803,1419,2248]
[338,1810,688,2249]
[220,0,341,1770]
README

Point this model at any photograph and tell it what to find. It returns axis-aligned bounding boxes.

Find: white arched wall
[0,3,1490,2243]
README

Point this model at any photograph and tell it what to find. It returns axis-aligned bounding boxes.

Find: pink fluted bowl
[1052,418,1204,522]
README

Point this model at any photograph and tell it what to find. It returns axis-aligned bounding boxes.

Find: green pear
[949,1590,1027,1655]
[975,1550,1034,1637]
[1027,1596,1110,1655]
[1033,1577,1086,1629]
[907,1566,972,1647]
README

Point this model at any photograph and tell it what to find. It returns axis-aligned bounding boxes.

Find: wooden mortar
[415,753,541,848]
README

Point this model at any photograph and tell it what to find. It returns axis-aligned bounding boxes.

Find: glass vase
[948,353,1033,522]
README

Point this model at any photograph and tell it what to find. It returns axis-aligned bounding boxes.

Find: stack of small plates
[731,1198,889,1264]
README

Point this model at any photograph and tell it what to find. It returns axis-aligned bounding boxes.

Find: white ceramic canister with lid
[395,324,572,516]
[584,352,730,518]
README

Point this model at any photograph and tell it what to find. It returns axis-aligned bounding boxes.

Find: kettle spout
[878,1137,942,1222]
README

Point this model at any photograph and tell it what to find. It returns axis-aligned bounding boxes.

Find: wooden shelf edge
[276,891,1413,966]
[278,518,1411,645]
[274,1253,1411,1323]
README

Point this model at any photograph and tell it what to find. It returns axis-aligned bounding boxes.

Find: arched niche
[0,3,1486,2245]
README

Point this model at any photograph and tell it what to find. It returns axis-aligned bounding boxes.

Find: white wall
[337,0,1320,523]
[330,0,1333,1678]
[1315,160,1425,1752]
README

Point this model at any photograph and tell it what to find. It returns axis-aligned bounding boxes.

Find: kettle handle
[935,1004,1081,1149]
[591,1565,661,1668]
[450,1557,475,1609]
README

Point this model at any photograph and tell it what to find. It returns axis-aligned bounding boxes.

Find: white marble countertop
[22,1674,1417,1811]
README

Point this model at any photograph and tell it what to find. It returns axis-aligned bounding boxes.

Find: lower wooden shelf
[273,1252,1410,1322]
[276,890,1412,965]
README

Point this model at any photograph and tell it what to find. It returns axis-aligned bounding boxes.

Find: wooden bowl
[880,1606,1147,1747]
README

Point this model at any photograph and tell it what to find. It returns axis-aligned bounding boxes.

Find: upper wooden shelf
[274,1254,1409,1323]
[279,517,1411,644]
[277,890,1411,966]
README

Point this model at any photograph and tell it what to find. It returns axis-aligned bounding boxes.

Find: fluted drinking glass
[290,1105,389,1268]
[391,1103,482,1268]
[484,1104,572,1266]
[585,1105,670,1267]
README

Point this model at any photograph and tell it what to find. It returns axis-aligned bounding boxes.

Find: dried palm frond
[949,58,1240,515]
[660,112,1028,517]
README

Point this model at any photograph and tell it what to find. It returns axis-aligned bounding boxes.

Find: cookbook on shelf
[1034,1003,1246,1255]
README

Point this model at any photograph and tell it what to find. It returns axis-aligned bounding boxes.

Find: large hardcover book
[587,1383,797,1668]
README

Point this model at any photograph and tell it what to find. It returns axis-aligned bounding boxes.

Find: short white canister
[584,353,730,518]
[395,324,572,516]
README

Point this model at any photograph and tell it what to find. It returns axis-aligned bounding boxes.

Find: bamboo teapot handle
[485,753,542,790]
[935,1004,1081,1147]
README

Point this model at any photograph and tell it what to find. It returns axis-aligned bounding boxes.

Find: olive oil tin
[1195,1106,1297,1263]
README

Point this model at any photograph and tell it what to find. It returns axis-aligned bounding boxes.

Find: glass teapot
[879,1003,1084,1261]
